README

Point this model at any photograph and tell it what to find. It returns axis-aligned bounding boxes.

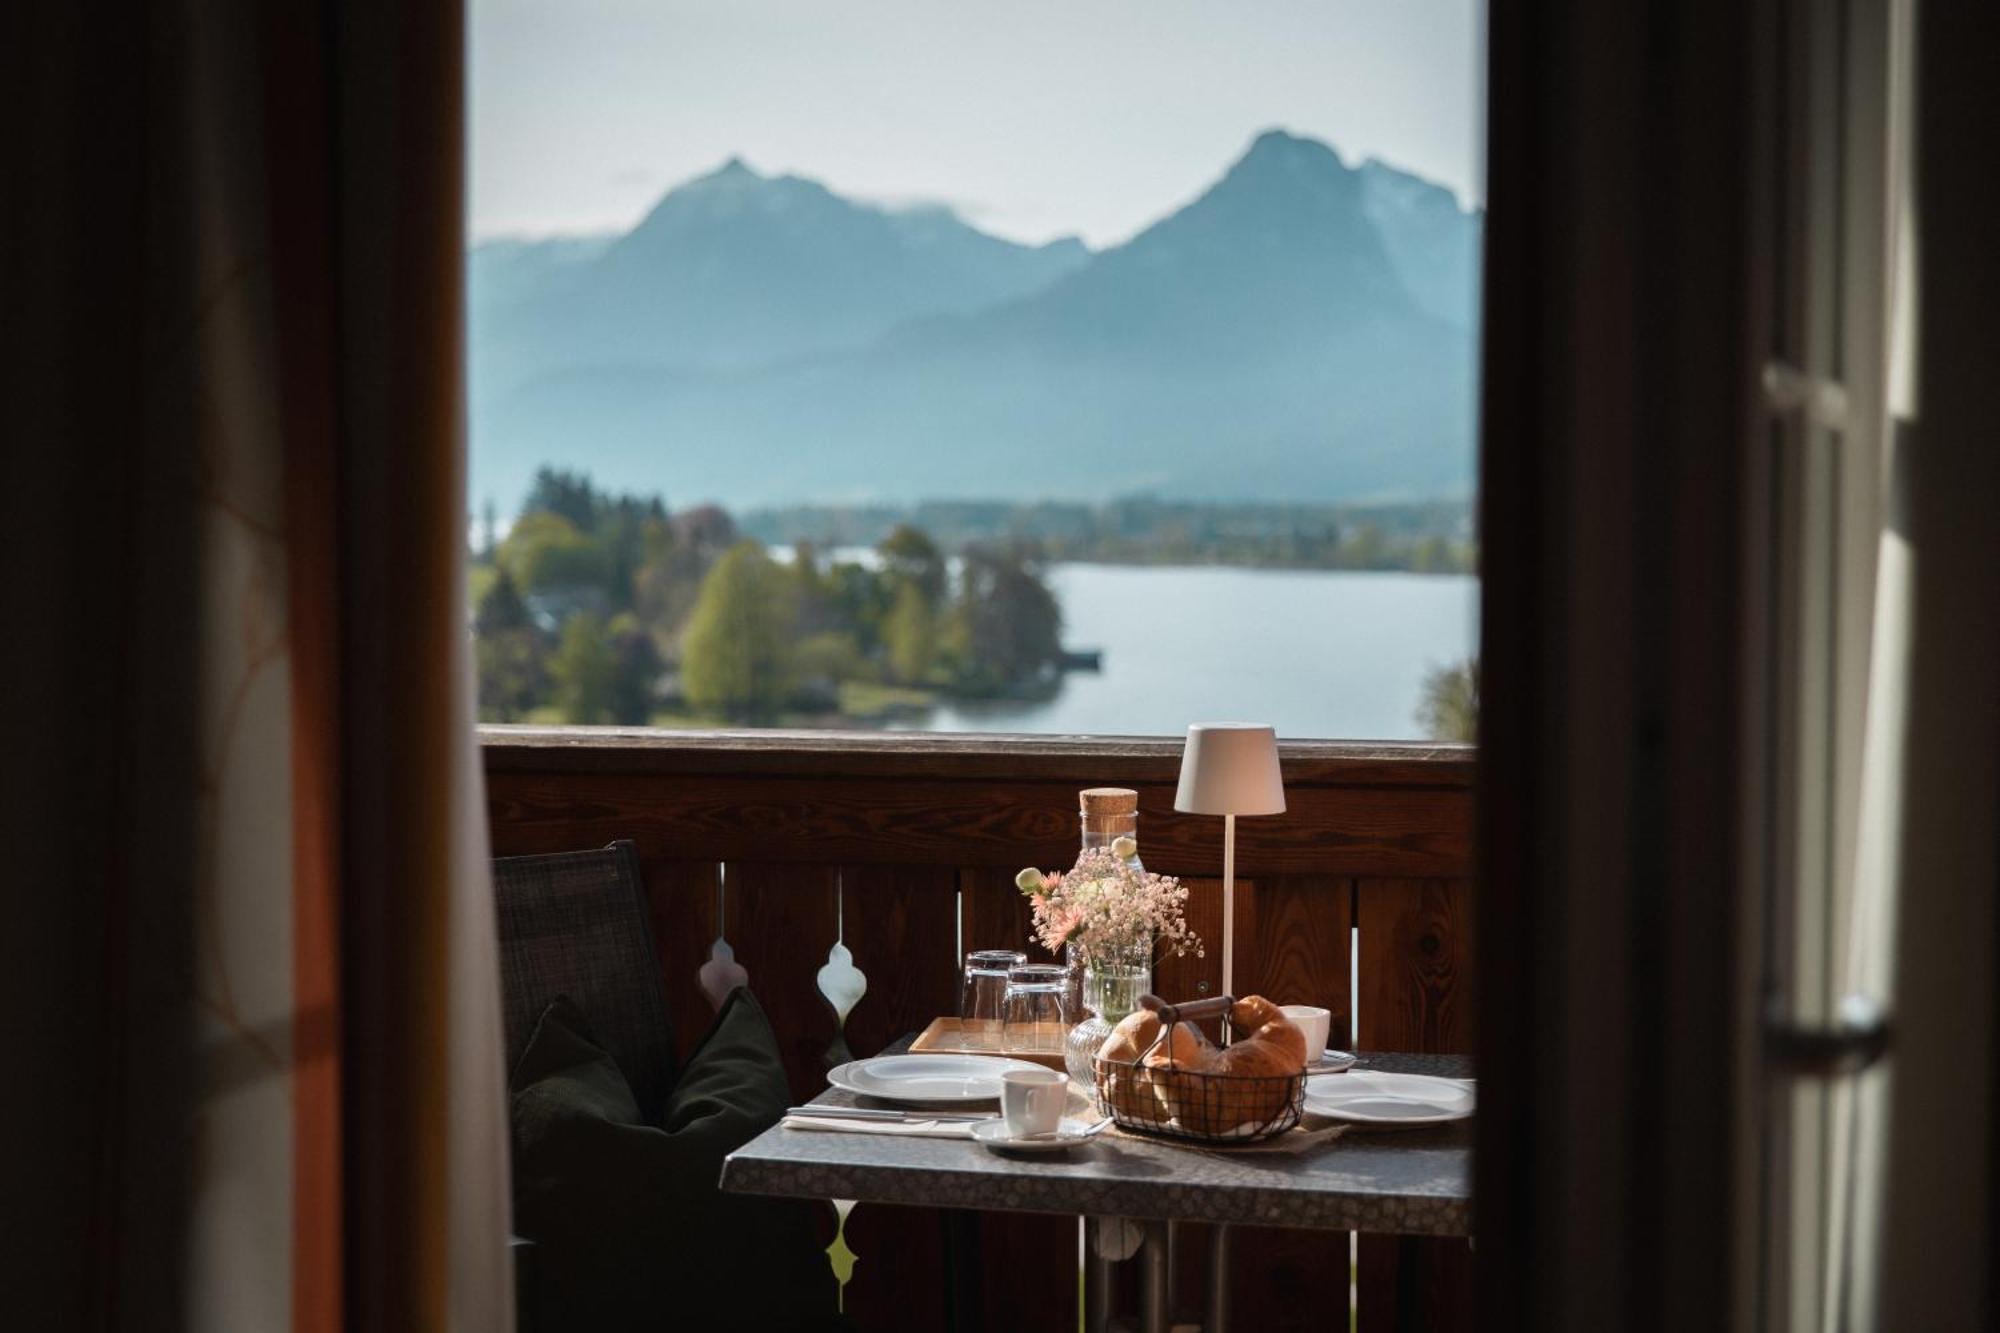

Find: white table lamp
[1175,723,1285,1000]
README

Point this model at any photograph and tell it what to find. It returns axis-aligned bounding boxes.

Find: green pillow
[510,990,840,1332]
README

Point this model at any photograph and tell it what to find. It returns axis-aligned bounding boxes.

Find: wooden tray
[908,1017,1068,1071]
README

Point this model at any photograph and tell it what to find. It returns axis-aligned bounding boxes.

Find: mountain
[470,158,1088,390]
[1357,159,1482,332]
[469,131,1481,511]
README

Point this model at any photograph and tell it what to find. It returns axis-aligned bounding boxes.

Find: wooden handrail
[482,727,1473,879]
[480,725,1474,788]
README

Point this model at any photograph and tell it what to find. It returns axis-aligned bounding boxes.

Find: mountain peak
[1239,127,1347,172]
[700,155,761,184]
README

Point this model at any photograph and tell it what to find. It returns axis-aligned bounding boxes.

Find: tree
[883,580,936,684]
[605,612,663,725]
[474,565,531,636]
[1412,535,1452,574]
[681,541,797,722]
[950,544,1062,695]
[551,614,618,724]
[821,560,895,654]
[673,505,739,566]
[878,523,946,606]
[499,511,613,599]
[1340,522,1388,570]
[521,466,601,532]
[1417,658,1479,742]
[473,568,547,721]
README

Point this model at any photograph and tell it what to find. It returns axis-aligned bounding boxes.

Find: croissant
[1223,996,1309,1072]
[1170,995,1306,1135]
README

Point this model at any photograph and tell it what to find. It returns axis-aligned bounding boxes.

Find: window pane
[467,0,1484,738]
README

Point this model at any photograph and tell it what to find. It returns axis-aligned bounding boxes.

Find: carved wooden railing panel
[484,728,1475,1332]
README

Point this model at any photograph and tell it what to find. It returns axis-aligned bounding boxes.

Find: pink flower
[1020,847,1203,966]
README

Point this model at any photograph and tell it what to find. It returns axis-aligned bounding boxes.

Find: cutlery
[786,1104,996,1124]
[994,1115,1116,1143]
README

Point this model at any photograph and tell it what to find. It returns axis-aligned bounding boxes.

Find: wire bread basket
[1089,993,1305,1145]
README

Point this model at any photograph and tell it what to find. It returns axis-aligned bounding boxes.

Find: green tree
[521,466,601,532]
[605,612,664,725]
[551,614,618,724]
[822,561,895,654]
[950,545,1062,695]
[1417,658,1479,742]
[877,523,946,606]
[472,568,547,721]
[681,542,798,722]
[1340,522,1388,570]
[499,511,613,599]
[791,631,871,691]
[883,580,936,684]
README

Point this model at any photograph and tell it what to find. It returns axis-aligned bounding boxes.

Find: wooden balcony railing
[484,726,1476,1331]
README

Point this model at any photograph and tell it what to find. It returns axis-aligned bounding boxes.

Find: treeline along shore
[740,496,1477,575]
[471,468,1479,730]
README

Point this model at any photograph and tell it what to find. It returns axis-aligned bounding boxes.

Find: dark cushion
[510,990,839,1332]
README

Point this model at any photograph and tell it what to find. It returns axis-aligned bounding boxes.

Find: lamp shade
[1173,723,1286,816]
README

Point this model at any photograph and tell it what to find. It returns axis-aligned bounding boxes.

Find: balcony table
[720,1041,1471,1333]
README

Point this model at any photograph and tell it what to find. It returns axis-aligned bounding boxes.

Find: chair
[492,839,677,1123]
[495,840,672,1333]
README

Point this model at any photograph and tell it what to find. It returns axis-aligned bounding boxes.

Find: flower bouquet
[1016,844,1204,1083]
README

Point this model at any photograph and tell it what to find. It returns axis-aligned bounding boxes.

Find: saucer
[971,1118,1096,1153]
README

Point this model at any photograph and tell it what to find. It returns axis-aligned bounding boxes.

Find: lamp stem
[1221,813,1236,1000]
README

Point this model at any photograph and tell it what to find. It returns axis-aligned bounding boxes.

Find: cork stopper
[1079,786,1139,834]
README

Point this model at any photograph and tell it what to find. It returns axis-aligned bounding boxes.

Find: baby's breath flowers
[1016,847,1204,966]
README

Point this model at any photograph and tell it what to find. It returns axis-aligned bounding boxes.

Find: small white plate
[828,1054,1051,1105]
[1310,1051,1358,1073]
[1303,1070,1475,1125]
[971,1118,1097,1153]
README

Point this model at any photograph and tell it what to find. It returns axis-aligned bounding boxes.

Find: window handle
[1765,993,1891,1078]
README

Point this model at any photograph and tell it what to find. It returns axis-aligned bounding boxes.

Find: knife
[786,1104,997,1123]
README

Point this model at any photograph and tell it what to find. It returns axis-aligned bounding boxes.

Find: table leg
[1138,1220,1170,1333]
[1084,1218,1114,1333]
[1203,1223,1231,1333]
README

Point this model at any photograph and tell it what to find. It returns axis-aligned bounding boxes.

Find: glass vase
[1062,939,1154,1087]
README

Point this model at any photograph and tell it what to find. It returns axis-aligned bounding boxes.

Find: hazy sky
[469,0,1484,248]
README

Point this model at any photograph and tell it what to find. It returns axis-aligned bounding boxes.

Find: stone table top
[720,1048,1471,1237]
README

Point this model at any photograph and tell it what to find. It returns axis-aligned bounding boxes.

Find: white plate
[971,1118,1097,1153]
[827,1054,1051,1105]
[1310,1051,1358,1073]
[1303,1070,1475,1125]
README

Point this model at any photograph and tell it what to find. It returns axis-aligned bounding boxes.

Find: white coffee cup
[1281,1005,1332,1062]
[1000,1068,1066,1137]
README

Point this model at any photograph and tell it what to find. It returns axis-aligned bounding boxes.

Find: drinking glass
[961,950,1027,1049]
[1002,962,1072,1054]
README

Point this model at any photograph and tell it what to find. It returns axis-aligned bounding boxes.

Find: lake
[916,564,1479,741]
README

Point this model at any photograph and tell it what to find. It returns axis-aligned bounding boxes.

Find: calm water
[920,564,1478,741]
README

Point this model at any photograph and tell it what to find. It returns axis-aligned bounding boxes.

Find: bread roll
[1144,1020,1217,1127]
[1171,995,1306,1135]
[1096,1009,1161,1065]
[1097,1010,1173,1119]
